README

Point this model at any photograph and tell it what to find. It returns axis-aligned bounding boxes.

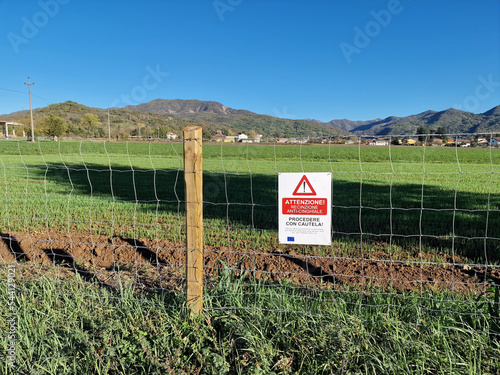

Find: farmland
[1,139,500,374]
[1,140,499,261]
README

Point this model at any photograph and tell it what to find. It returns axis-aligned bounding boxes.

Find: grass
[1,269,500,374]
[1,139,499,262]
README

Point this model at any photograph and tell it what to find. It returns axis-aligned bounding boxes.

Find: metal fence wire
[1,133,499,332]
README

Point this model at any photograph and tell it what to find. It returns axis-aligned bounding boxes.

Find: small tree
[42,115,68,138]
[436,126,447,140]
[81,113,101,138]
[202,127,214,140]
[138,123,146,138]
[416,126,430,142]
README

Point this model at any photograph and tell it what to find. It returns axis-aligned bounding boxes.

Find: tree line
[19,113,180,140]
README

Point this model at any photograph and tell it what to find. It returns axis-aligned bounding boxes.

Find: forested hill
[1,100,347,138]
[124,99,254,115]
[326,106,500,135]
[3,99,499,138]
[121,99,348,137]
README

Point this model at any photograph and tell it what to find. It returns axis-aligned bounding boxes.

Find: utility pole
[108,110,111,141]
[24,77,35,143]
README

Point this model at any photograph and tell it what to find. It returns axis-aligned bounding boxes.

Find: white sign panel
[278,173,332,245]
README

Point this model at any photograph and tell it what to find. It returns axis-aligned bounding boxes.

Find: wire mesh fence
[1,133,500,328]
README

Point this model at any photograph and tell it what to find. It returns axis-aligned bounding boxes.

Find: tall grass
[1,269,499,374]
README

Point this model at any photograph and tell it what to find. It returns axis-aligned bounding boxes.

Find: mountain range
[0,99,348,138]
[326,106,500,135]
[1,99,499,138]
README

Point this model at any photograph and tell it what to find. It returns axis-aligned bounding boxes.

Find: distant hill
[482,105,500,117]
[124,99,253,115]
[2,99,498,139]
[119,99,348,137]
[0,100,348,139]
[326,106,500,135]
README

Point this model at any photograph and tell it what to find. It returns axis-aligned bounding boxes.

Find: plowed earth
[1,230,499,295]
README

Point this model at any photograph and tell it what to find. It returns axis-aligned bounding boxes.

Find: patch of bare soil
[1,230,498,295]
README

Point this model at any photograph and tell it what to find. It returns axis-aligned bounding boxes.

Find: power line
[0,87,54,104]
[0,87,27,95]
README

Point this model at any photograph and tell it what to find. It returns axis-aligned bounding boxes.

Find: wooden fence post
[183,126,203,314]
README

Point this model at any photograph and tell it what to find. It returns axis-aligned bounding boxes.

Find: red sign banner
[282,198,328,215]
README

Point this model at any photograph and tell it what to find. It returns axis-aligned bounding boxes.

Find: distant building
[374,138,389,146]
[365,138,390,146]
[430,138,444,146]
[241,135,263,143]
[405,139,417,146]
[237,133,248,142]
[251,134,263,143]
[489,137,500,147]
[212,133,226,142]
[0,121,24,138]
[166,132,178,140]
[474,137,488,145]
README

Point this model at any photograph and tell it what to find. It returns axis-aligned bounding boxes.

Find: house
[276,138,288,144]
[489,137,500,147]
[253,134,263,143]
[241,134,263,143]
[430,138,444,146]
[474,137,488,145]
[237,133,248,142]
[374,138,389,146]
[224,136,237,143]
[166,132,178,140]
[0,121,24,138]
[212,132,226,142]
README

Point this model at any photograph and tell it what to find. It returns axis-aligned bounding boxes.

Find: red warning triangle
[292,175,317,196]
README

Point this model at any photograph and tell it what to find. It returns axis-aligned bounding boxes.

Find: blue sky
[1,0,499,122]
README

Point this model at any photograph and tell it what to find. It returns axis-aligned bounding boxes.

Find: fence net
[1,135,499,329]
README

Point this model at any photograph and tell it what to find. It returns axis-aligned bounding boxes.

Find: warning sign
[278,173,332,245]
[292,175,316,196]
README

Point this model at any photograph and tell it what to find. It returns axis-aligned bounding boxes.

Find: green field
[1,139,500,374]
[1,139,499,261]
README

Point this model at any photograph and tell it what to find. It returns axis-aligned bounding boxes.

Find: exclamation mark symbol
[303,181,306,193]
